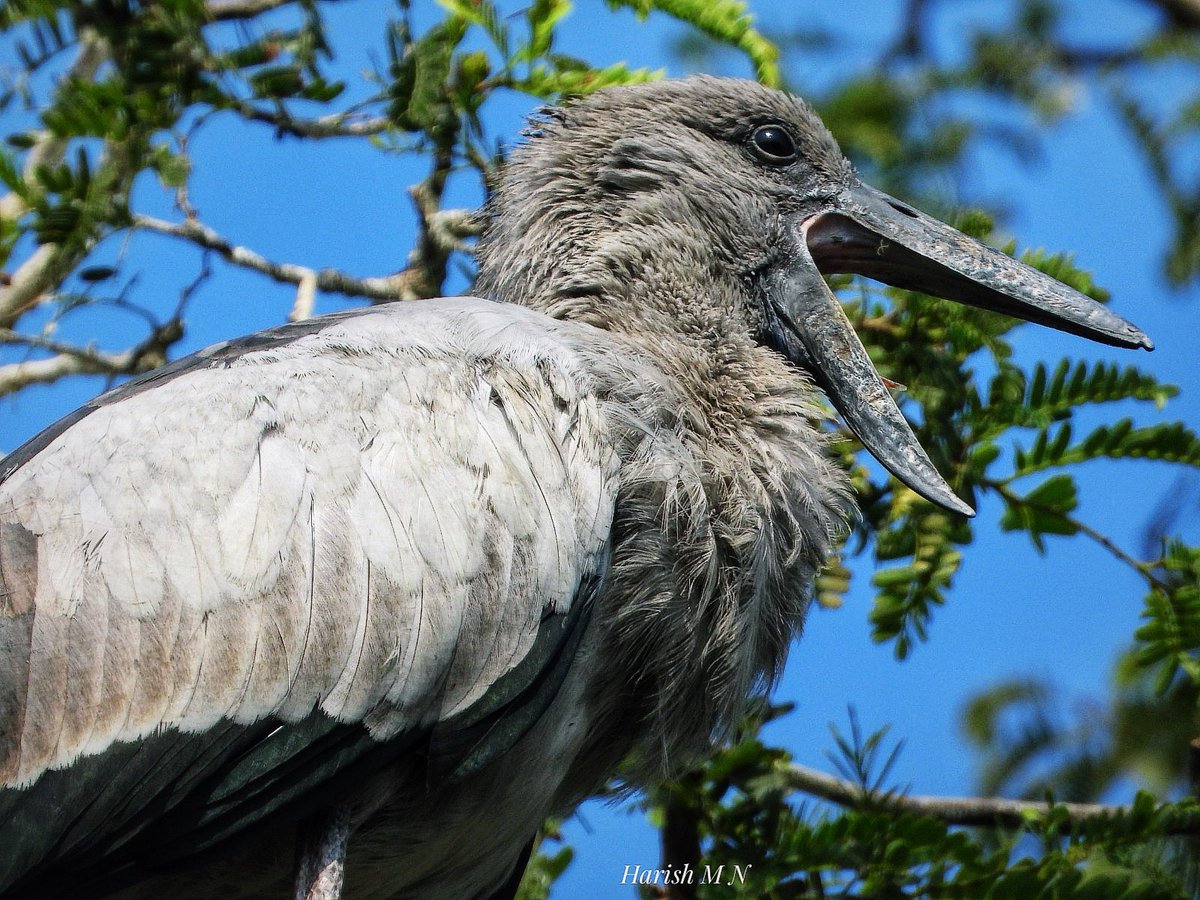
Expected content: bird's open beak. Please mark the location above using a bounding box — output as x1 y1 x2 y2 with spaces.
763 180 1153 518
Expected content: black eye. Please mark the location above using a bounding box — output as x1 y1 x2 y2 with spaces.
749 124 797 164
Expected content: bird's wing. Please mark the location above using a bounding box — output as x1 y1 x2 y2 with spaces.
0 297 619 893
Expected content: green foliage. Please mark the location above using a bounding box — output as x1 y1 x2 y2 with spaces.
841 237 1194 655
999 474 1079 551
962 661 1200 805
639 708 1200 898
610 0 779 86
1012 420 1200 478
515 826 574 900
1009 360 1177 432
869 509 967 657
1137 543 1200 693
1112 88 1200 287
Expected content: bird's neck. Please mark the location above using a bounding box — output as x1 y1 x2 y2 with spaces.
476 220 766 402
477 224 853 780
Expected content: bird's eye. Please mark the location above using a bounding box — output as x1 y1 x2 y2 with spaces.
749 124 797 164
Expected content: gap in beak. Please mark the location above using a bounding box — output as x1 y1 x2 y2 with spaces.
803 213 885 275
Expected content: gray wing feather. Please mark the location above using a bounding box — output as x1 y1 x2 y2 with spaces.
0 298 618 889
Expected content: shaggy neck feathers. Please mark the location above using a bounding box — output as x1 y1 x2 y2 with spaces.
473 96 854 777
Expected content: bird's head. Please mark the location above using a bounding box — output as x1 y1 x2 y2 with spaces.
475 76 1152 517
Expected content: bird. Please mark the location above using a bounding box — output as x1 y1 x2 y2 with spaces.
0 76 1152 900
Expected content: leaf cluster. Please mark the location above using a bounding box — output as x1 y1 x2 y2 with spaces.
631 709 1200 898
826 239 1199 661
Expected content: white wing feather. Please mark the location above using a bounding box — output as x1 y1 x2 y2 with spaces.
0 297 619 787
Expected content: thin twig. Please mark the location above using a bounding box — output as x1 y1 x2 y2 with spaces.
783 763 1200 835
990 482 1168 591
1052 45 1143 68
228 99 391 139
882 0 931 64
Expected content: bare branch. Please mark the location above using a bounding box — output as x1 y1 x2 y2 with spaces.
988 482 1168 591
290 270 317 322
0 320 184 396
0 245 82 328
205 0 296 22
1052 45 1143 68
134 212 478 303
228 99 391 139
394 114 479 300
882 0 931 64
783 763 1199 835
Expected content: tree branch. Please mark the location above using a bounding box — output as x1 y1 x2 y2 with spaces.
205 0 296 22
290 270 317 322
882 0 931 64
0 320 184 396
989 482 1169 591
0 246 77 329
0 30 145 329
783 763 1199 835
659 779 702 900
227 98 392 139
134 211 478 303
1051 45 1143 68
395 107 473 301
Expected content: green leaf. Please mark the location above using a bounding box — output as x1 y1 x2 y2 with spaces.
391 17 467 132
149 146 191 189
606 0 779 86
999 474 1079 552
249 65 305 99
524 0 572 62
0 149 29 199
298 78 345 102
438 0 510 58
518 61 660 99
1013 419 1200 477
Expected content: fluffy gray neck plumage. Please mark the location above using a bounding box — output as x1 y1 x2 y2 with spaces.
474 88 853 780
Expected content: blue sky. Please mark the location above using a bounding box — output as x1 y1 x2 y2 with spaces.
2 1 1198 897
